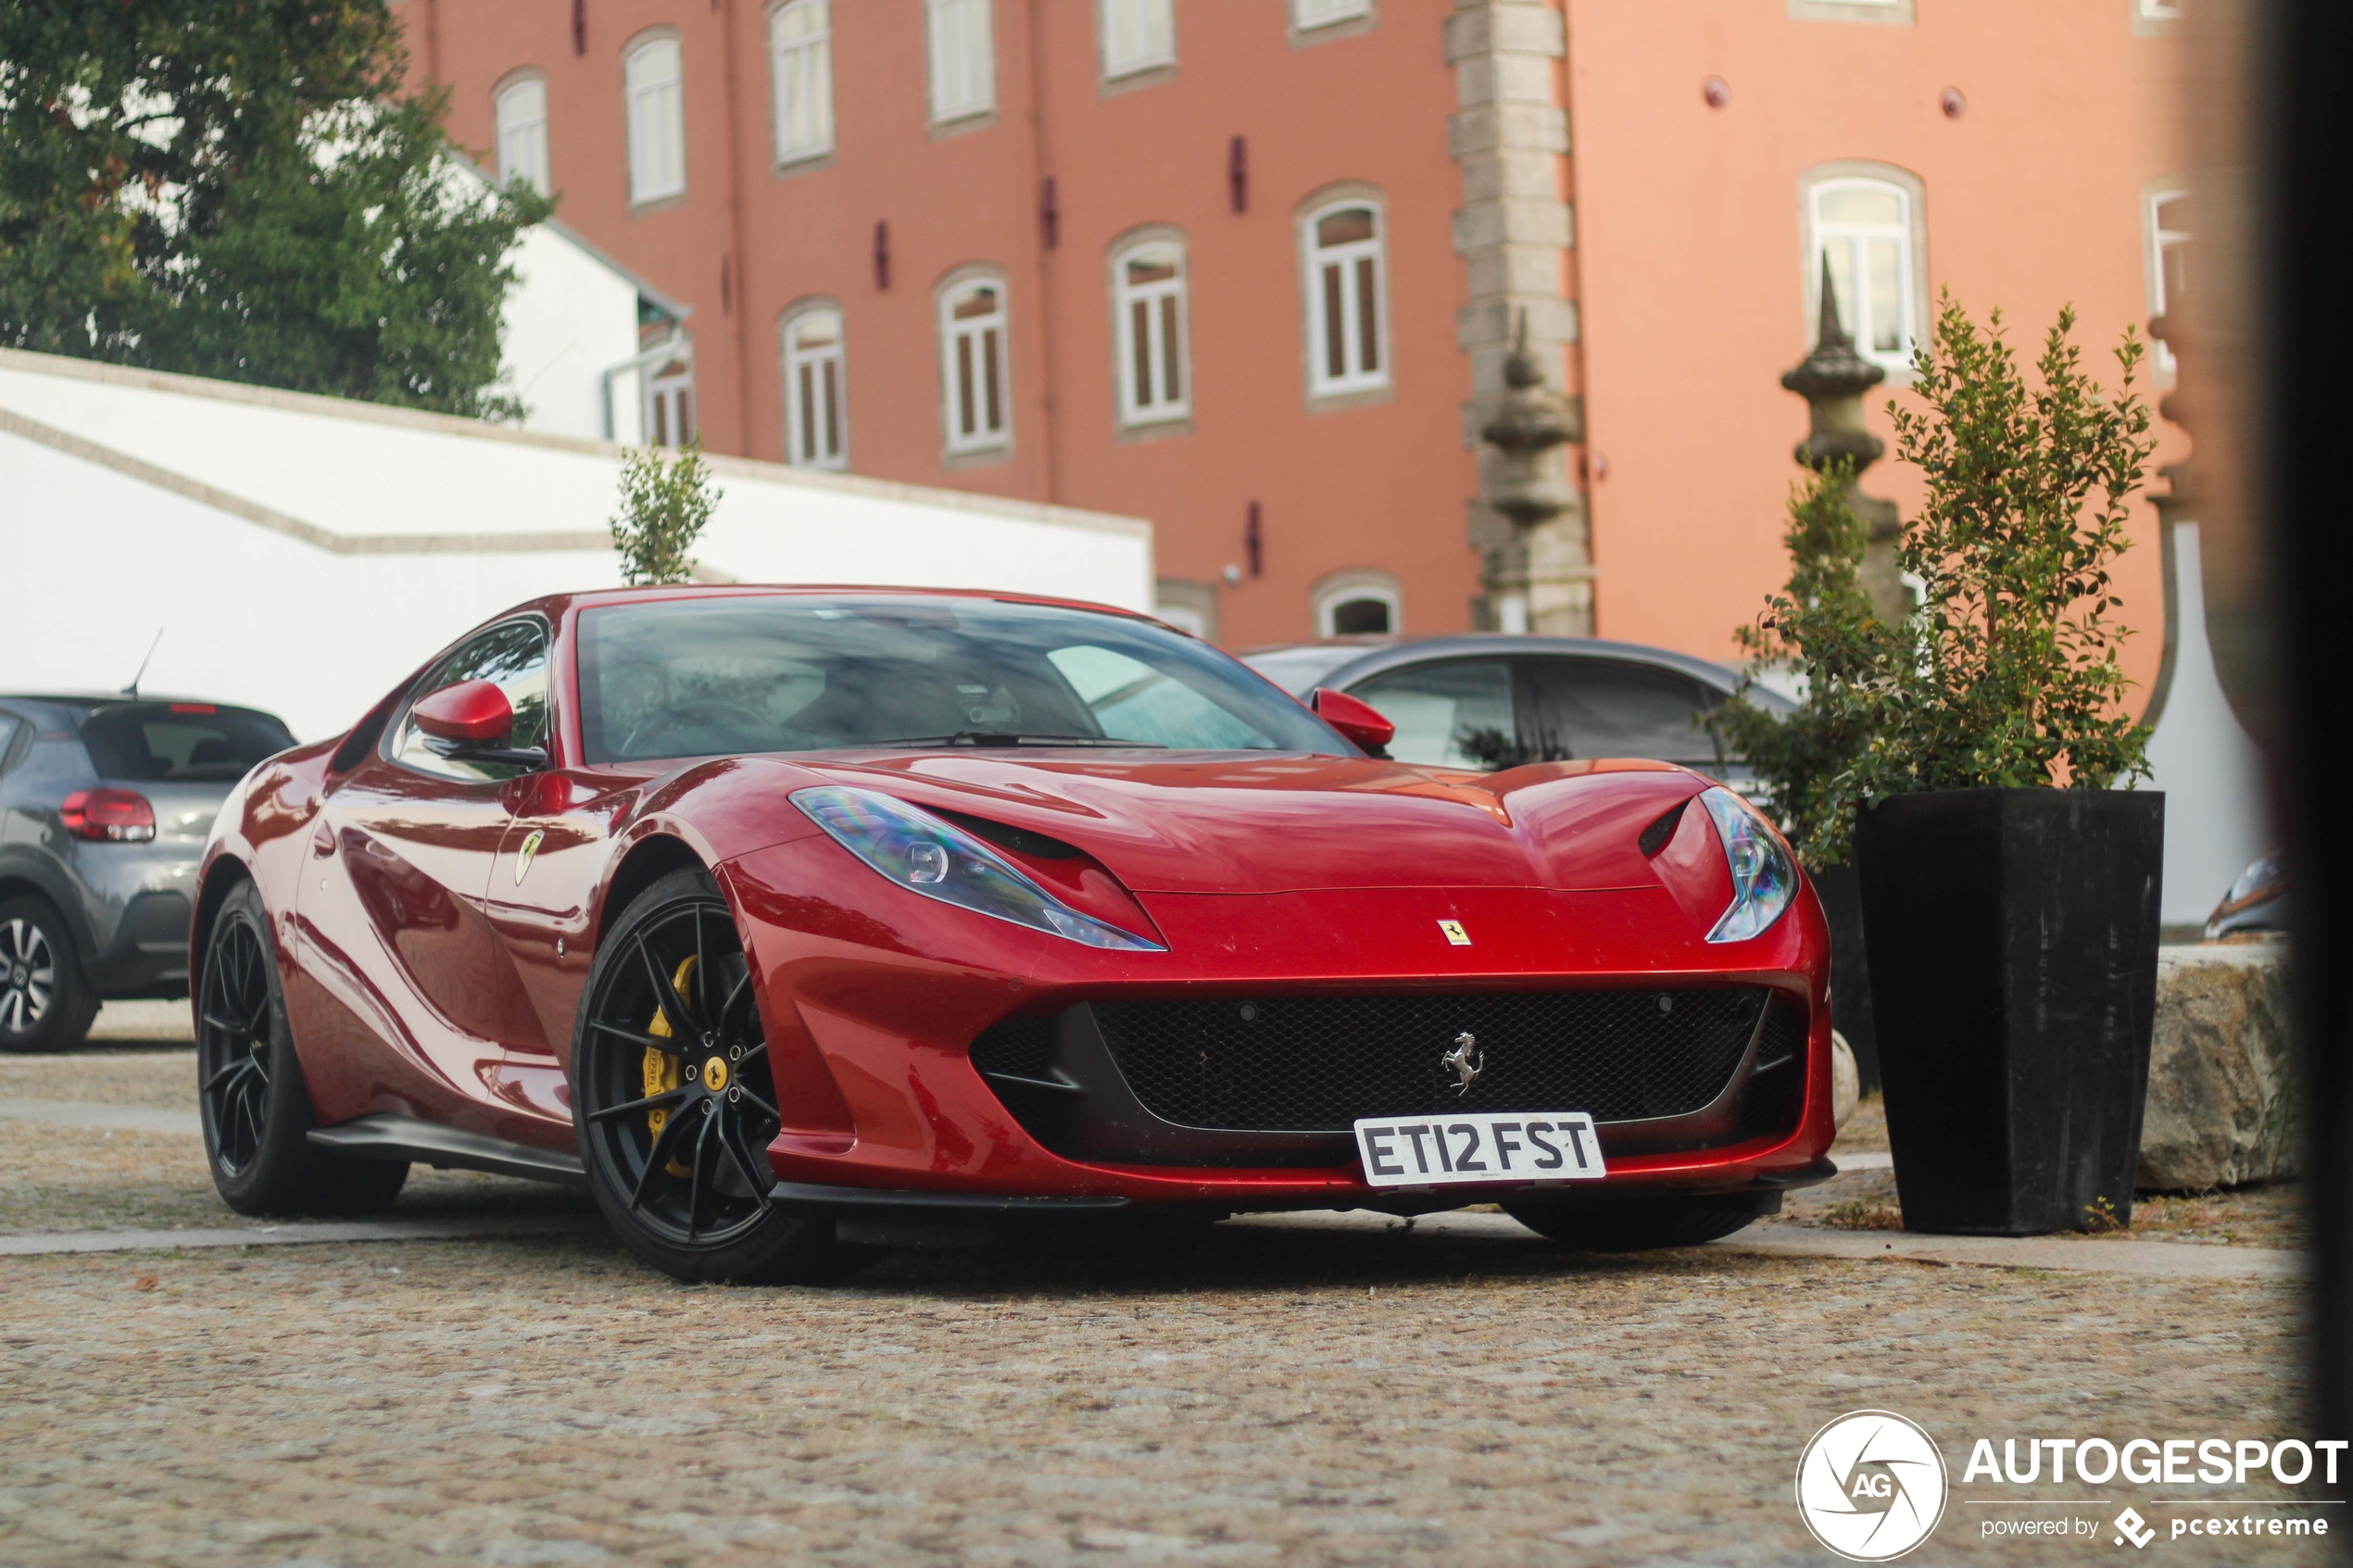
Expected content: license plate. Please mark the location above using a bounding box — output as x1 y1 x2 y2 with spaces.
1353 1111 1606 1189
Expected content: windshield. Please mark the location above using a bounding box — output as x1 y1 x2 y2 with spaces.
79 703 296 784
575 596 1347 763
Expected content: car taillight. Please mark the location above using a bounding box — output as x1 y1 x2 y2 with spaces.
60 789 157 843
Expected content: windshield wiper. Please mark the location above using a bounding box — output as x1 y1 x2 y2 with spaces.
872 732 1167 749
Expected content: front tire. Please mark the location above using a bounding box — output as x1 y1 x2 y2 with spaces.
572 867 856 1285
197 881 409 1216
1502 1196 1763 1252
0 894 98 1053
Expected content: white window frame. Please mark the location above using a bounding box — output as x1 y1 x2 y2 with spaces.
2138 0 2183 19
1804 171 1924 379
1302 195 1390 400
1101 0 1176 79
768 0 834 166
1293 0 1372 30
2145 183 2189 376
1111 236 1189 428
1313 571 1402 637
623 33 686 206
927 0 996 125
782 304 849 470
643 337 696 448
938 272 1012 457
494 74 551 197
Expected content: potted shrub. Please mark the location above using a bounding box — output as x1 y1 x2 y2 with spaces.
1853 297 2163 1236
1714 462 1903 1092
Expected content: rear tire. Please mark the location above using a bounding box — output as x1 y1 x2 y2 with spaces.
197 881 409 1216
572 866 862 1286
1502 1196 1763 1252
0 894 99 1053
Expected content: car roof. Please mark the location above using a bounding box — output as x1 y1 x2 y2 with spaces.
1239 634 1791 709
527 583 1176 629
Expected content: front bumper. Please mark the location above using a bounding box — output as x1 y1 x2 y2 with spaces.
722 838 1839 1214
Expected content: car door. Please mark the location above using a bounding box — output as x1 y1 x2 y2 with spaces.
292 620 557 1121
1342 658 1522 769
1522 657 1727 772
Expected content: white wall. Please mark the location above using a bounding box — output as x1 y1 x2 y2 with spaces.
497 220 646 443
0 352 1153 743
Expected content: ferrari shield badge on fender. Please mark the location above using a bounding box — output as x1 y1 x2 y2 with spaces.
513 829 546 885
1438 919 1471 946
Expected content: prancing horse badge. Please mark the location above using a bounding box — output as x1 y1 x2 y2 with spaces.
1437 920 1471 947
513 828 545 885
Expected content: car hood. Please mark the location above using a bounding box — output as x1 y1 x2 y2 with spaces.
797 752 1710 896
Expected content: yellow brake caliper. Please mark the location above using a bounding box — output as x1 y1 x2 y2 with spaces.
644 955 698 1177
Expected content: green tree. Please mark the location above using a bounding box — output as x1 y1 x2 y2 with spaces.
610 443 721 586
1714 460 1902 869
0 0 547 417
1856 295 2158 797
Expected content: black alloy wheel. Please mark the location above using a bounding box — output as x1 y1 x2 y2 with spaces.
572 866 855 1284
196 881 408 1216
0 895 97 1052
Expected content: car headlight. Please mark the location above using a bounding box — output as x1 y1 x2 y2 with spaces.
791 785 1164 951
1697 785 1797 943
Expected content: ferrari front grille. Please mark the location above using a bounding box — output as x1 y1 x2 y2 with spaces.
1089 986 1793 1133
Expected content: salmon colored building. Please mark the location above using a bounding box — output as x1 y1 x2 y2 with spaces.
400 0 2189 693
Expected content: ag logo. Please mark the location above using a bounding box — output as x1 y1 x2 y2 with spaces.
1794 1410 1947 1562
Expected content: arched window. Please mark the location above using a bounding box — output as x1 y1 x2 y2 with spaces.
1803 171 1923 376
927 0 995 124
1314 571 1401 637
938 273 1011 455
494 75 550 196
1302 197 1388 398
1101 0 1176 79
623 34 686 205
1112 235 1189 426
783 305 848 470
769 0 833 164
2145 181 2189 376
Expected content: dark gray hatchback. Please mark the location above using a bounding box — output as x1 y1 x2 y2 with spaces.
0 696 296 1050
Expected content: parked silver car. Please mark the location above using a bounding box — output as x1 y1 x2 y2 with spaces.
0 696 296 1049
1241 634 1793 786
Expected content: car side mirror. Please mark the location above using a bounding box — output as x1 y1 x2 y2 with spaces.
1311 687 1396 759
412 681 547 771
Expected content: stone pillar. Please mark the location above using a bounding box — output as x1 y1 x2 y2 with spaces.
1780 262 1905 623
1446 0 1589 634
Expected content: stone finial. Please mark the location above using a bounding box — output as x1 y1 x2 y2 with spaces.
1780 262 1906 622
1479 310 1576 526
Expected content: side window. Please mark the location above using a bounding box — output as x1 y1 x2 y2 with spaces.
1348 659 1516 770
388 621 552 782
1529 659 1720 767
0 712 22 775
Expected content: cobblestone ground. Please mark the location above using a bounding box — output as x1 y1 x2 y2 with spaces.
0 1051 2323 1566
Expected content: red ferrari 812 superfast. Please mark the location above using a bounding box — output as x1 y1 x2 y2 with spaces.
194 587 1834 1282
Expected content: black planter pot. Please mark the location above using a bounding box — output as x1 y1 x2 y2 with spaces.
1809 863 1881 1095
1856 788 2164 1236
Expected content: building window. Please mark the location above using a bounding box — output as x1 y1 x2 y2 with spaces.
624 34 686 205
1806 173 1922 377
2139 0 2183 19
2146 185 2189 375
1113 237 1189 427
939 275 1010 456
1314 571 1401 637
645 340 696 447
783 306 848 470
1786 0 1914 24
1302 198 1388 399
1101 0 1175 78
1293 0 1372 29
494 75 550 196
769 0 833 165
927 0 996 124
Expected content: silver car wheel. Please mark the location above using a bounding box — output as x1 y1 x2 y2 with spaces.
0 917 55 1032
